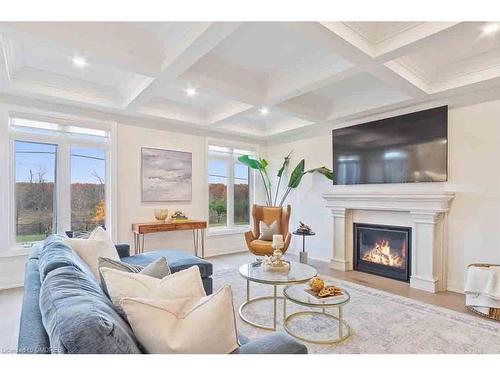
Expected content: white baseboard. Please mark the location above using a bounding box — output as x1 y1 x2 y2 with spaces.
205 248 247 258
0 283 23 291
446 286 464 294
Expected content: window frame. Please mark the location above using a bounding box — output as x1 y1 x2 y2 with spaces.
206 140 256 235
8 112 117 248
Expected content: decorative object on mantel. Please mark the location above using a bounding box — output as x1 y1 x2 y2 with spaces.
238 151 333 206
465 263 500 321
153 209 169 222
261 234 290 272
171 210 189 222
141 147 192 202
293 222 315 264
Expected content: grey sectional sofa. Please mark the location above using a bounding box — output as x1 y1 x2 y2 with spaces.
18 235 307 354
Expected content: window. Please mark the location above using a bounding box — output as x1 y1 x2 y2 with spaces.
70 147 106 232
208 145 253 230
14 141 57 243
10 116 112 245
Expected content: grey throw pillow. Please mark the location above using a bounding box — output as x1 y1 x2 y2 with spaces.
98 257 171 298
258 220 279 241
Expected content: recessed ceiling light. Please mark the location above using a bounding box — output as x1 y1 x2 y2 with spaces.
482 23 500 36
259 107 269 115
72 56 88 68
185 87 198 98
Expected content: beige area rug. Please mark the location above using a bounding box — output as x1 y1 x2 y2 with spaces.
213 268 500 354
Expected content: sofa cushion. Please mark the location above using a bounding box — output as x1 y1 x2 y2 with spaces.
39 265 141 354
121 249 213 278
18 258 51 354
38 235 92 282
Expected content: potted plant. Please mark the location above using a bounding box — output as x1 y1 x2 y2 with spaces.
238 151 333 207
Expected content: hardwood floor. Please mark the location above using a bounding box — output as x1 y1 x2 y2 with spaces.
0 287 23 353
209 251 469 315
0 250 471 353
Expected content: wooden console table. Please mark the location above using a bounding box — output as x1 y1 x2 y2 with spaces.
132 220 207 258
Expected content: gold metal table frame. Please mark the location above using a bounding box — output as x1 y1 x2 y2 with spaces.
283 286 351 344
238 263 317 331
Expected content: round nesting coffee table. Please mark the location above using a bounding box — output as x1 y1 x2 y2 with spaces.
238 261 317 331
283 284 351 344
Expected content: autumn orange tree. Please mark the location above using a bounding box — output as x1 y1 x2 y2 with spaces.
94 200 105 222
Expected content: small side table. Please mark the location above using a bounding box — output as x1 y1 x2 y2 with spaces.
283 284 351 344
292 230 315 264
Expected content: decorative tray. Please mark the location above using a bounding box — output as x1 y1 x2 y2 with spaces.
305 286 344 299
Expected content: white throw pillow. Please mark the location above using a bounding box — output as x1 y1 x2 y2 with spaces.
100 266 206 314
121 285 239 354
64 228 120 279
88 226 118 255
259 220 279 241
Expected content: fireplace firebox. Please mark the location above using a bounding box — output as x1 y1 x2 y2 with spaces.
353 223 411 282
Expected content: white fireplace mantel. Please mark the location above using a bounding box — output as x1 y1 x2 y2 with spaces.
323 191 455 293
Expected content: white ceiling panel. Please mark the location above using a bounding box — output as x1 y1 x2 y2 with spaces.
1 21 500 139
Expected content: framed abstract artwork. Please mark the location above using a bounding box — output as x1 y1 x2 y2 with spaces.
141 147 192 202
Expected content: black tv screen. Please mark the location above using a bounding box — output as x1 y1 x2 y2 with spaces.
332 106 448 185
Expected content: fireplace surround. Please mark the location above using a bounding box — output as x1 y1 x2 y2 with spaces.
353 223 411 282
323 191 455 293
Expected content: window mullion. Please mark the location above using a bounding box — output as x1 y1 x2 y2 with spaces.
57 139 71 234
227 154 235 228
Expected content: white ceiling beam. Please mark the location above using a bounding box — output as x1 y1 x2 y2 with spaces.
0 37 11 90
207 65 359 127
181 69 263 106
208 67 359 126
266 66 359 105
318 22 429 99
205 102 253 125
374 22 461 62
124 22 242 110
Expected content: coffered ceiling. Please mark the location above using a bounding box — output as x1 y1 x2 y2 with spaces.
1 21 500 140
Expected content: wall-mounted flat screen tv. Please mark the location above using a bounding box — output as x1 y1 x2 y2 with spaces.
332 106 448 185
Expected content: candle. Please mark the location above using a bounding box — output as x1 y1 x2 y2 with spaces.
272 234 284 249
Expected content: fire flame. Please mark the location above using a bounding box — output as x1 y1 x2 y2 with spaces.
361 239 404 269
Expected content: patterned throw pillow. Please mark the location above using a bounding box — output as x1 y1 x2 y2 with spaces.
258 220 280 241
98 257 171 299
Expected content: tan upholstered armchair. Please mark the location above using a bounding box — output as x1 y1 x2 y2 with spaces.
244 204 292 256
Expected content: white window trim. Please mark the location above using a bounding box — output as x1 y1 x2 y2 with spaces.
6 111 117 250
205 138 257 235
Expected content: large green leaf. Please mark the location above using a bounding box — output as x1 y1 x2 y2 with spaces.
237 155 262 170
277 151 292 177
305 166 334 181
288 159 305 188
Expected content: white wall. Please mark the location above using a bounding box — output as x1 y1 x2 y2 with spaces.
266 99 500 292
0 100 263 289
116 123 259 257
2 97 500 291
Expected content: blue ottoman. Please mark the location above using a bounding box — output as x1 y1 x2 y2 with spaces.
120 249 213 295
